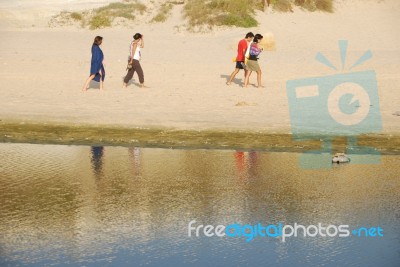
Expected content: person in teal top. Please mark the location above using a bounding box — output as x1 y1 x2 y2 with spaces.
82 36 105 91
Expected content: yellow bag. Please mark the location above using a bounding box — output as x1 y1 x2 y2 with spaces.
244 41 251 66
232 57 237 62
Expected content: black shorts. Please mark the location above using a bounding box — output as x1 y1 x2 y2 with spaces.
236 61 245 69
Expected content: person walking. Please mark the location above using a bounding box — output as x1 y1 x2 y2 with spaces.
244 34 264 88
123 33 145 88
82 36 105 91
226 32 254 86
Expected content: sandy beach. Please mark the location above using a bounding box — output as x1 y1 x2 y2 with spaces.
0 0 399 147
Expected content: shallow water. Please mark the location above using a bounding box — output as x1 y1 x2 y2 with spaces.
0 143 399 267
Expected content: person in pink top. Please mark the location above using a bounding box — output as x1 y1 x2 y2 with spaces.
244 34 264 88
226 32 254 86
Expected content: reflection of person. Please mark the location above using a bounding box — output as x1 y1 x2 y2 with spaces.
244 34 264 88
82 36 105 91
91 146 104 176
123 33 145 88
226 32 254 85
128 147 141 177
234 151 248 181
248 151 258 177
234 151 246 173
234 151 259 180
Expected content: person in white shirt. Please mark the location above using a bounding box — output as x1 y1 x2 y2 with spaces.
123 33 145 88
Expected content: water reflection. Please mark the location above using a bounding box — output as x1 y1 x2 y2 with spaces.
91 146 104 177
129 147 142 177
0 143 399 267
234 151 259 180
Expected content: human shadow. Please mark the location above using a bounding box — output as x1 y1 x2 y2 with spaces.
220 74 242 86
120 77 149 88
121 76 135 86
87 80 102 90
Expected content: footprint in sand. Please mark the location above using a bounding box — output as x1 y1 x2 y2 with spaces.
235 101 258 106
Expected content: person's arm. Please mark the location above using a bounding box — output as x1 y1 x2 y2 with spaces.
256 43 262 51
244 42 251 59
140 35 144 48
100 48 105 66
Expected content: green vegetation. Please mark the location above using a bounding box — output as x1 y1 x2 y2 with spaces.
151 3 173 23
184 0 333 29
88 1 146 29
95 1 146 18
89 14 112 30
51 0 334 30
51 0 147 30
272 0 293 12
70 12 82 21
314 0 334 12
2 121 400 153
184 0 260 28
275 0 334 13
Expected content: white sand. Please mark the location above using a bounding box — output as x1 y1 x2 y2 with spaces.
0 0 399 134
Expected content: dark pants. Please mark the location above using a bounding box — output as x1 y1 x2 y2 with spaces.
124 59 144 84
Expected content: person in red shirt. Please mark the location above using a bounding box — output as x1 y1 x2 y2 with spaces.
226 32 254 86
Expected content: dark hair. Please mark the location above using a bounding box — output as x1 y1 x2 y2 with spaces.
93 36 103 46
253 34 263 43
245 32 254 39
133 33 142 40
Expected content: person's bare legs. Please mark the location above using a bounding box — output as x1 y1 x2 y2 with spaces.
244 69 252 85
82 74 95 91
227 68 240 85
99 71 104 90
256 70 263 88
244 70 253 87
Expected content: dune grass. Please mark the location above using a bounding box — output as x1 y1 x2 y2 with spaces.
52 0 334 30
314 0 334 12
50 0 147 29
184 0 261 28
272 0 293 12
184 0 333 29
70 12 83 21
89 1 146 29
151 3 173 23
276 0 334 12
89 14 112 30
95 2 146 18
